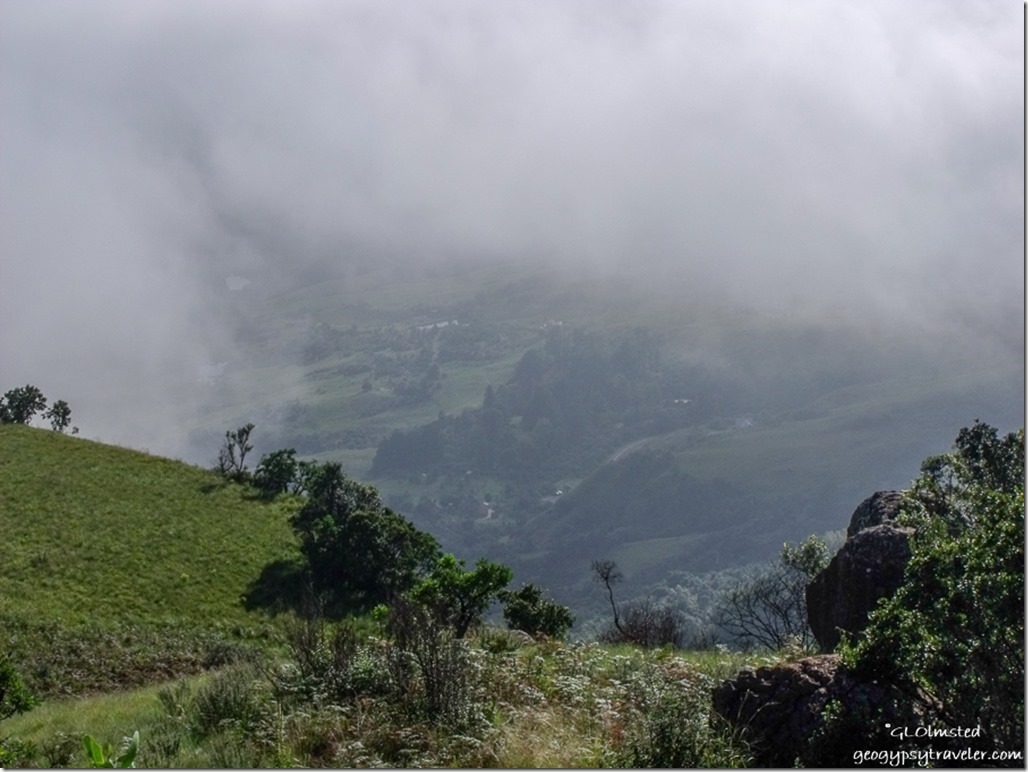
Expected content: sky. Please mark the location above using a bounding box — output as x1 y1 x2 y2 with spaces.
1 0 1023 458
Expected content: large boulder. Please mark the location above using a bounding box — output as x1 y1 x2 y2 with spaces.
715 653 941 764
806 523 913 651
712 654 930 767
713 655 841 766
845 489 903 537
805 491 910 652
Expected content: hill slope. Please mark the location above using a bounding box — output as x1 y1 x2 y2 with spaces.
0 425 297 628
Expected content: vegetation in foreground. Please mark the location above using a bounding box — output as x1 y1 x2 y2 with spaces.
3 623 770 768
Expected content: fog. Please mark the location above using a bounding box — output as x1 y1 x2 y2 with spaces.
1 0 1022 459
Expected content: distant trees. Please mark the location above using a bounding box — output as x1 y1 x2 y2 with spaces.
225 423 549 636
714 535 829 650
0 385 76 433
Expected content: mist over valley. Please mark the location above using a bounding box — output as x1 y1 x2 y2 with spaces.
2 1 1022 622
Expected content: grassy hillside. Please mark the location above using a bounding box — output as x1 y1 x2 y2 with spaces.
0 425 297 628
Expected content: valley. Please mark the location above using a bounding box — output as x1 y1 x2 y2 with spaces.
179 261 1024 626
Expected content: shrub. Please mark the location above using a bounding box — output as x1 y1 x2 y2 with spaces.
386 598 483 729
610 658 749 768
844 423 1025 756
188 666 264 740
500 583 575 640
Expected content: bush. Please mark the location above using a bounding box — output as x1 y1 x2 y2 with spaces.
386 598 483 730
252 449 298 499
0 654 36 721
610 658 749 768
598 599 689 649
189 666 264 739
500 583 575 640
845 423 1025 756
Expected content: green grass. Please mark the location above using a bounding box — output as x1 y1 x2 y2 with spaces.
2 678 177 749
0 425 298 628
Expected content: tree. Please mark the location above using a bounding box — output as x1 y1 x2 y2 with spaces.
253 448 298 498
411 554 513 638
216 422 255 482
500 583 575 640
290 462 441 613
845 422 1024 753
592 559 626 638
592 559 686 648
44 399 72 433
714 535 829 650
0 385 47 425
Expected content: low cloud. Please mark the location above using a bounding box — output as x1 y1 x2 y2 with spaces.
1 0 1021 457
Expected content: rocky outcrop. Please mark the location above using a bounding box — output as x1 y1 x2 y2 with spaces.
845 489 903 537
712 654 927 767
806 491 912 651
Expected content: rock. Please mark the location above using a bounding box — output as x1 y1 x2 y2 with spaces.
712 654 926 767
846 489 903 537
806 523 912 651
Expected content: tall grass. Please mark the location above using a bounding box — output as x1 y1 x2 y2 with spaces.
2 629 767 768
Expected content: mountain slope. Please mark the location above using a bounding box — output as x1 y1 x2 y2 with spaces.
0 425 298 627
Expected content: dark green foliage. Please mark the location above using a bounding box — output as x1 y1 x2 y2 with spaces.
0 654 36 721
371 326 689 481
44 399 73 432
845 422 1025 756
0 384 47 424
714 535 828 650
500 583 575 640
0 384 73 431
410 554 513 638
290 462 441 613
188 666 263 740
252 448 298 498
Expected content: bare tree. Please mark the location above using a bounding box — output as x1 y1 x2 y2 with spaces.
592 559 625 638
592 559 686 648
217 422 255 482
714 536 829 650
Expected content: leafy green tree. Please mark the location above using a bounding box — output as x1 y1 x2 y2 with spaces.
291 462 441 613
44 399 72 433
253 448 298 498
845 422 1025 753
500 583 575 639
411 554 513 638
0 385 47 425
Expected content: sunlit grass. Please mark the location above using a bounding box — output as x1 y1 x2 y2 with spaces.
0 425 297 628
